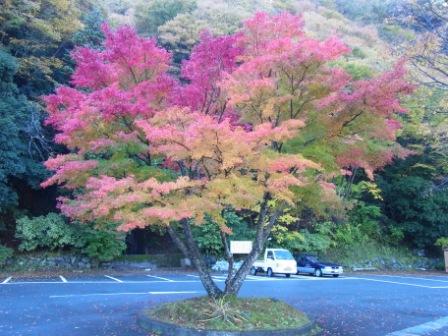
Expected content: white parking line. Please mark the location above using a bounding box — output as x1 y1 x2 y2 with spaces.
59 276 67 283
0 276 365 285
355 277 448 289
150 291 200 295
2 275 447 287
49 290 201 298
2 277 12 284
385 315 448 336
246 275 288 281
291 275 323 280
146 275 173 282
104 275 123 283
368 274 448 283
4 280 200 285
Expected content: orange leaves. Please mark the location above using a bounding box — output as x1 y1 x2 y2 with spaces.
267 154 321 173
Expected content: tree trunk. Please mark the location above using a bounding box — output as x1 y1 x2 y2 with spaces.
167 194 283 299
167 221 223 298
224 204 282 295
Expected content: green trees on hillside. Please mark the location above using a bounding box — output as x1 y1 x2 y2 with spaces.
0 50 46 218
0 0 104 247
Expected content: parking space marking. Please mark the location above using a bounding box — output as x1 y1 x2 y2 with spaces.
3 280 203 285
246 275 267 281
149 291 201 295
104 275 123 283
385 315 448 336
2 274 445 287
186 274 199 278
356 277 448 289
2 277 12 284
368 274 448 283
291 275 323 280
146 275 173 282
49 290 201 298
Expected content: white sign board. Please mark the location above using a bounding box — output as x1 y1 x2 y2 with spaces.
230 241 253 254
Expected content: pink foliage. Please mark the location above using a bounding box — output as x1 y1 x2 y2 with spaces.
174 32 242 116
45 25 174 150
72 24 171 90
41 159 98 188
318 61 414 118
268 156 320 173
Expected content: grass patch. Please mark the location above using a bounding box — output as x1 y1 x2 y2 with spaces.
147 296 310 331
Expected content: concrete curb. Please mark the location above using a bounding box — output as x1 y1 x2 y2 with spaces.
138 311 321 336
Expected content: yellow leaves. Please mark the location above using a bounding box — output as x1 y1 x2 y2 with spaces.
357 181 383 201
278 213 298 225
205 174 265 210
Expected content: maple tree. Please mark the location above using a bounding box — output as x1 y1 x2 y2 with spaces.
42 12 412 298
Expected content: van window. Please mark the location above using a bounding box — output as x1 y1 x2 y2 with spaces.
275 250 294 260
267 251 274 260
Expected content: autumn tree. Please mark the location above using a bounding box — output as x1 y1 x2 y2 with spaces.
42 13 412 298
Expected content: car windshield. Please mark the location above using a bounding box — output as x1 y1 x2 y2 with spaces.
275 250 294 260
306 256 319 263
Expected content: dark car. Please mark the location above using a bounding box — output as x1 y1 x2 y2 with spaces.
295 254 343 277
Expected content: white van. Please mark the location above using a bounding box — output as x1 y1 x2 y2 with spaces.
251 248 297 277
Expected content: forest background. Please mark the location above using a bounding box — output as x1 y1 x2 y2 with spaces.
0 0 447 271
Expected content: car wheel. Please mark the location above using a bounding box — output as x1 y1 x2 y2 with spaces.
314 268 322 277
332 274 339 278
285 274 291 278
267 268 274 277
250 267 257 276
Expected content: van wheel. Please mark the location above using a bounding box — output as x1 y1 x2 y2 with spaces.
267 268 274 277
314 268 322 277
250 267 257 276
285 274 291 278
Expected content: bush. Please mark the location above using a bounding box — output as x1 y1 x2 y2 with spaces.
324 240 423 270
0 245 13 267
75 227 126 262
270 225 332 254
15 213 126 262
15 213 77 252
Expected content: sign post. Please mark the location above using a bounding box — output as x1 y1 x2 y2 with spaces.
445 248 448 273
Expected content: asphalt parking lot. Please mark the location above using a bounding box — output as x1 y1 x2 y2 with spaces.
1 272 447 336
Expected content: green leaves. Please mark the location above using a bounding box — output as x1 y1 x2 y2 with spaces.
379 175 448 250
15 213 126 261
0 50 46 212
75 227 126 262
192 211 255 257
15 213 76 252
0 245 13 268
435 237 448 250
135 0 197 36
